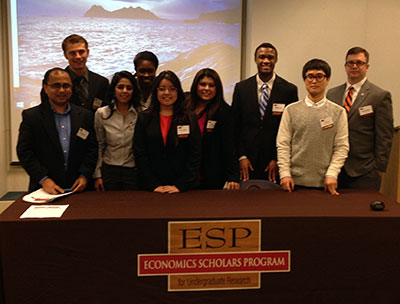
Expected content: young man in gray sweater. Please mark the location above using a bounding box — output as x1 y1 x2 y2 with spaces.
277 59 349 195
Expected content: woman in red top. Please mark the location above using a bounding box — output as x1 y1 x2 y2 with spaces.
186 68 240 190
134 71 201 193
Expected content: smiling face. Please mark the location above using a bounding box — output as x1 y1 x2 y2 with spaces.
157 78 178 110
43 70 72 108
115 78 133 105
196 76 216 103
64 42 89 75
255 47 277 81
345 52 369 84
304 69 329 100
136 60 157 90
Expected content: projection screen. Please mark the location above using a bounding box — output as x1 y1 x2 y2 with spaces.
8 0 242 163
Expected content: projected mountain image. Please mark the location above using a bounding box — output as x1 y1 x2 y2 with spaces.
13 0 241 110
83 5 161 20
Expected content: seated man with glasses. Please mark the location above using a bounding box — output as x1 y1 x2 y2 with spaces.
17 68 98 194
327 47 393 190
277 59 349 195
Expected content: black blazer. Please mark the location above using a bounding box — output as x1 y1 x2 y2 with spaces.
232 74 298 177
66 67 109 113
17 101 98 191
134 111 201 192
200 103 239 189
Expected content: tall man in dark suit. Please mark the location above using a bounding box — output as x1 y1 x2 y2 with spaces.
62 34 109 113
17 68 98 194
232 42 298 182
327 47 393 190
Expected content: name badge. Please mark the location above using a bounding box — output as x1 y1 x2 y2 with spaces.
320 116 334 130
272 103 285 115
359 105 374 117
92 98 103 110
206 120 217 132
77 128 89 140
177 125 190 138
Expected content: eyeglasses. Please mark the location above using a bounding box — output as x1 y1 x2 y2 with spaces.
157 87 177 93
46 83 72 90
305 74 327 82
345 61 367 67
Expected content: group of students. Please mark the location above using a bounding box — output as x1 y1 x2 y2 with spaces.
95 67 239 193
16 34 394 195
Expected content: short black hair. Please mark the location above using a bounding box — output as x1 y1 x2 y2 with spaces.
346 46 369 63
302 58 331 79
254 42 278 59
41 67 70 104
42 67 69 86
133 51 159 71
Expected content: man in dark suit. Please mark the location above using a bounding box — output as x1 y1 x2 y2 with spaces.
62 34 109 113
327 47 393 190
232 42 298 182
17 68 98 194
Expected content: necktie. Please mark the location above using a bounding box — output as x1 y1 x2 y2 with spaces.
259 84 269 119
344 86 353 113
74 77 89 108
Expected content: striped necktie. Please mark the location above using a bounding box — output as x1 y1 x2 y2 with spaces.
344 86 354 113
259 83 269 119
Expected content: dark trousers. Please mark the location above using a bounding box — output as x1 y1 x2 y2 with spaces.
101 163 139 191
338 168 381 191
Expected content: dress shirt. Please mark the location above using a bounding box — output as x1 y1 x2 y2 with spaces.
256 73 276 101
39 103 71 185
52 103 71 171
304 95 327 108
344 77 367 105
94 104 138 178
137 83 152 112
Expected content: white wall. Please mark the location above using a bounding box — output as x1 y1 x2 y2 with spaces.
245 0 400 125
1 0 29 193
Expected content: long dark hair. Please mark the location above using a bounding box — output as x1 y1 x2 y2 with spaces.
186 68 225 119
147 70 186 120
103 71 141 119
147 70 193 145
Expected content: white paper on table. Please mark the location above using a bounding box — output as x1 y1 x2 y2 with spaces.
23 188 73 203
20 205 69 219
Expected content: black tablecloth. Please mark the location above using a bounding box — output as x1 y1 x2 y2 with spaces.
1 189 399 303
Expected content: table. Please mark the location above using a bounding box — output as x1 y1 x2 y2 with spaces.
1 189 400 303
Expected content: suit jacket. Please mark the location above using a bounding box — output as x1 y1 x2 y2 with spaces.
232 74 298 177
66 67 109 113
200 103 240 189
17 100 98 191
133 111 201 192
327 80 393 176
